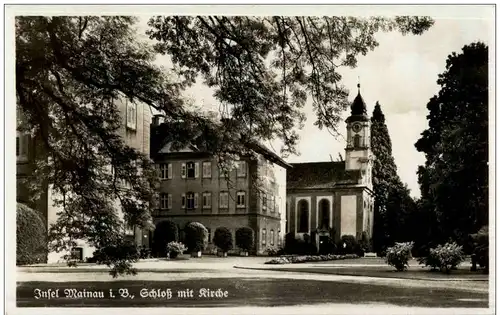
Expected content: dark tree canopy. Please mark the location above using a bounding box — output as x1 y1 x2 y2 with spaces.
370 102 415 252
415 42 488 245
16 15 433 276
147 16 433 155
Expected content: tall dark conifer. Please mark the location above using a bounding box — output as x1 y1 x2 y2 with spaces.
370 102 397 252
371 102 416 252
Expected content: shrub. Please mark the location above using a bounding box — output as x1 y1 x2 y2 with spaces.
91 240 140 264
166 241 186 259
338 235 358 255
266 246 279 256
385 242 414 271
471 226 488 271
184 222 208 253
153 220 179 257
17 203 48 265
235 227 254 252
265 254 360 265
418 242 465 273
213 227 233 253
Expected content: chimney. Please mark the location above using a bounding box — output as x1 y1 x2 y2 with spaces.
152 114 165 126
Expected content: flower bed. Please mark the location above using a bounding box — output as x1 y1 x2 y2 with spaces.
265 254 359 264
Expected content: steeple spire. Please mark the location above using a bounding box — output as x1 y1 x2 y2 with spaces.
350 82 367 117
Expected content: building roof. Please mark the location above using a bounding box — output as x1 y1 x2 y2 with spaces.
150 123 291 169
287 161 361 190
244 140 292 169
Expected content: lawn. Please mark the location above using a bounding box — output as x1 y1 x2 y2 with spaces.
17 277 488 308
263 266 488 281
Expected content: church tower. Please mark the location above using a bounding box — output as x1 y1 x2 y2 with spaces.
345 84 372 177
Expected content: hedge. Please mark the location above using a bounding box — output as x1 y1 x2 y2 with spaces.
16 203 48 265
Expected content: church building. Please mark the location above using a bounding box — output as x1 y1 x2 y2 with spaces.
286 84 375 252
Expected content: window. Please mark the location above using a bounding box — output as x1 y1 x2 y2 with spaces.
236 191 246 208
160 193 172 210
262 193 267 211
187 162 195 178
182 192 198 210
16 132 29 161
319 199 330 229
182 162 199 179
219 191 229 209
125 224 134 236
278 230 281 246
297 199 309 233
270 230 275 246
353 134 361 148
219 167 228 178
159 163 172 179
126 100 137 130
270 196 276 213
202 192 212 209
71 247 83 261
261 229 267 246
236 161 247 177
202 161 212 178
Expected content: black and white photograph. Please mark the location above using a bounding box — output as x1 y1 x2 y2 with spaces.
5 3 495 315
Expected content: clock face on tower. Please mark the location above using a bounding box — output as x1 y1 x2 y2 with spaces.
352 123 361 133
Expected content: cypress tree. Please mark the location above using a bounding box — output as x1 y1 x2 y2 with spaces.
371 102 414 252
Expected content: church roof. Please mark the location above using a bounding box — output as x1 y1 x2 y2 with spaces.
287 161 361 190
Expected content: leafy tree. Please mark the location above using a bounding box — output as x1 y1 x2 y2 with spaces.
235 227 254 252
213 227 233 253
152 220 178 257
147 16 433 155
17 15 433 276
415 42 488 247
184 222 208 253
16 16 166 276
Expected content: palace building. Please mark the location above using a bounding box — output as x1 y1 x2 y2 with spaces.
16 97 152 263
149 117 290 255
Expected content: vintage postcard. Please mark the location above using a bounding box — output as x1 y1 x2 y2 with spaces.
5 3 495 315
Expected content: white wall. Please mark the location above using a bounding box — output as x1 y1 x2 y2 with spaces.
46 185 96 263
340 195 357 237
271 162 287 242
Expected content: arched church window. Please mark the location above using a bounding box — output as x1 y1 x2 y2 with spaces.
353 134 361 148
318 199 330 229
297 200 309 233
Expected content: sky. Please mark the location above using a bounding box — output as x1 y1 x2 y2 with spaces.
136 10 493 198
